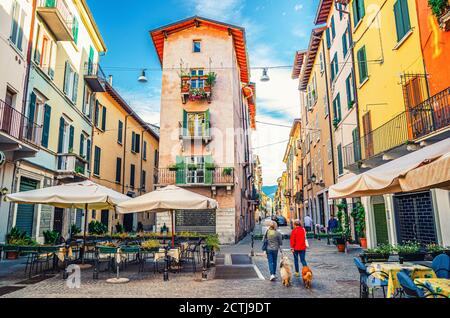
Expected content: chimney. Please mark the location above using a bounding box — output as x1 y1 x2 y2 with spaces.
108 75 113 86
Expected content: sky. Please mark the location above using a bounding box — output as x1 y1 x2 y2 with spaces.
87 0 320 186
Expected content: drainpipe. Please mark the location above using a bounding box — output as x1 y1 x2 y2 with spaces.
122 115 130 194
21 0 37 115
140 128 145 196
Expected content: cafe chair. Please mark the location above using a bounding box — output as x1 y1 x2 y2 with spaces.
353 257 388 298
397 271 447 298
432 254 450 279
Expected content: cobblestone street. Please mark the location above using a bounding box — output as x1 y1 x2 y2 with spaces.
0 230 361 298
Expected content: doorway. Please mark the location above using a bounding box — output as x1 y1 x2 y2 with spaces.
15 177 38 236
373 201 389 245
53 208 64 235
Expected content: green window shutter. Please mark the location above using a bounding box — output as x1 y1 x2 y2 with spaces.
79 134 84 156
72 73 78 103
81 85 86 114
358 0 365 19
94 101 99 127
337 94 342 121
143 141 147 160
204 109 210 137
88 46 94 74
182 110 187 136
204 155 213 184
115 157 122 183
118 120 123 143
10 1 18 44
346 76 352 108
135 134 140 153
101 107 106 131
86 139 91 168
342 31 348 57
131 132 136 152
358 46 368 83
175 156 185 184
41 104 51 148
94 146 101 175
353 0 359 26
130 164 135 188
400 0 411 36
27 92 36 140
46 0 56 7
57 117 64 153
331 16 336 39
337 144 343 175
325 28 331 49
72 17 79 44
17 9 25 51
394 1 403 41
68 125 74 151
63 61 70 95
352 128 361 161
142 170 146 189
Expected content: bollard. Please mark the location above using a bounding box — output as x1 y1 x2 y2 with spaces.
163 246 169 281
250 232 255 257
201 244 207 280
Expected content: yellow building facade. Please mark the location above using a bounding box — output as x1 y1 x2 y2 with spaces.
89 81 159 233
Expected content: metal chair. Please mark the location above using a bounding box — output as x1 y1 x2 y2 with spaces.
119 245 140 270
138 248 158 274
397 271 448 298
431 254 450 279
353 257 389 298
20 246 39 277
31 246 59 276
93 246 118 280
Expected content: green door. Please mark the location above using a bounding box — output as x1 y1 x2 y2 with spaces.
16 177 38 236
373 203 389 245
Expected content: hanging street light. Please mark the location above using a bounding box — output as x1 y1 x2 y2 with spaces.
260 68 270 82
138 69 148 83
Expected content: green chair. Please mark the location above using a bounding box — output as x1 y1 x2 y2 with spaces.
93 246 118 279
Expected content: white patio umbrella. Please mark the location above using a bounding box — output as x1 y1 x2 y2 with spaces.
5 180 130 262
116 185 218 247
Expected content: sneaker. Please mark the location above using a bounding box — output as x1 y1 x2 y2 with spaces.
269 275 276 281
295 272 300 278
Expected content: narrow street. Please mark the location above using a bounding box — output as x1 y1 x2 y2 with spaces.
0 229 360 298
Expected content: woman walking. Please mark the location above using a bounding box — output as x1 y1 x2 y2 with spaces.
264 221 283 281
290 219 308 277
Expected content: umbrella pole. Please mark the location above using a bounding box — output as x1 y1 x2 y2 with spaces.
82 203 88 264
171 210 175 248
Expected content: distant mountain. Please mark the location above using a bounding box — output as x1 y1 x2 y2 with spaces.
262 185 277 199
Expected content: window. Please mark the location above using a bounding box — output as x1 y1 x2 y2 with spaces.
183 111 209 137
154 150 159 167
394 0 411 42
94 101 100 127
93 146 101 176
101 107 107 131
337 144 343 175
118 120 123 144
33 25 56 79
352 128 361 162
143 141 147 160
330 16 336 40
331 53 338 82
83 86 94 118
130 164 135 188
357 46 368 84
10 1 25 51
333 93 342 124
63 61 79 103
115 157 122 183
5 88 16 107
79 133 87 157
323 94 329 117
190 69 205 89
141 170 146 190
342 29 348 58
346 73 354 108
193 40 201 53
72 17 79 45
353 0 365 27
131 132 140 153
86 139 91 170
327 139 333 163
41 104 51 148
319 52 324 74
325 28 331 49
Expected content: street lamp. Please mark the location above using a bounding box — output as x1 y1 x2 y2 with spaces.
260 68 270 82
138 69 148 83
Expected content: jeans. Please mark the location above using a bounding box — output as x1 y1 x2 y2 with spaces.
292 250 307 273
266 250 278 276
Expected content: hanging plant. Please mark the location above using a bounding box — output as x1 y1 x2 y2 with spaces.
351 202 366 239
428 0 449 17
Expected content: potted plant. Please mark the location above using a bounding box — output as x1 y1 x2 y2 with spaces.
88 220 108 235
187 163 198 171
222 167 233 176
70 224 81 236
180 71 191 81
204 72 217 92
426 243 447 259
360 244 393 263
429 0 450 30
351 202 367 249
141 239 160 252
43 230 60 245
205 162 216 171
205 234 220 267
395 241 426 262
115 222 125 234
334 203 350 252
169 163 182 171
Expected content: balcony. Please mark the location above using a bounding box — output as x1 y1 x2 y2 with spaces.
56 153 89 180
154 166 234 187
180 73 216 104
407 87 450 140
84 63 106 92
0 99 41 160
178 122 212 143
37 0 74 42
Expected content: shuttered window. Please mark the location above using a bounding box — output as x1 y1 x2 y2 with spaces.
325 28 331 49
80 134 85 157
141 170 146 190
115 157 122 183
330 16 336 40
101 107 107 131
86 139 91 170
130 164 135 188
63 61 78 102
342 29 348 57
94 101 100 127
143 141 147 160
357 46 368 83
331 53 338 82
72 17 79 44
394 0 411 42
118 120 123 144
333 94 342 123
353 0 365 27
41 104 51 148
337 144 343 175
10 1 25 51
94 146 101 176
346 73 354 109
68 125 74 151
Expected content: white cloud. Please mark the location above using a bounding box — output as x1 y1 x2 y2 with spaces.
192 0 243 20
294 4 304 11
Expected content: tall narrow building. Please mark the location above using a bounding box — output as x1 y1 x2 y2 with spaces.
150 16 256 243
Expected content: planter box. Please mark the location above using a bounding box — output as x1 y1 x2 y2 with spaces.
6 251 19 260
360 253 390 264
398 252 426 262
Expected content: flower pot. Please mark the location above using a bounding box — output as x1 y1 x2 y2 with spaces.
359 238 367 249
181 76 190 81
398 252 426 262
6 251 19 260
204 86 211 93
360 253 390 263
337 244 346 253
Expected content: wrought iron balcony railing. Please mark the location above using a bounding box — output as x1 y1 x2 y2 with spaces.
57 153 88 178
0 99 42 147
155 166 234 186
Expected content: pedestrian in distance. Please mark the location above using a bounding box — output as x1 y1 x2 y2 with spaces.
262 220 283 281
327 214 339 233
290 219 308 277
304 214 313 232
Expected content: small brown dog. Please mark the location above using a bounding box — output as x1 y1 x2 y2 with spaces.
280 255 292 287
302 266 313 289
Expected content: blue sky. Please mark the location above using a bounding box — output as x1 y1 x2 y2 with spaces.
87 0 320 185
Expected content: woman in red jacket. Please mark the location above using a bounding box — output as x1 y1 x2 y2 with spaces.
290 219 308 277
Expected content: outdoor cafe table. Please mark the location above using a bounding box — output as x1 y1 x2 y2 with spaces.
367 262 436 298
415 278 450 297
154 248 181 262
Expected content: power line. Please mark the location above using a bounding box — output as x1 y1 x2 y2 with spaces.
256 121 292 128
252 140 290 149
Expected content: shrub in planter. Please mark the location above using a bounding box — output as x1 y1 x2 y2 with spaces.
351 202 367 248
43 230 60 245
70 224 81 236
205 234 220 252
115 222 125 234
395 241 426 261
205 163 216 171
88 221 108 235
429 0 449 17
222 167 233 176
141 240 160 251
360 244 393 263
426 243 448 258
187 164 198 171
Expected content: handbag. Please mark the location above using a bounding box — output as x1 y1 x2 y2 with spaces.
261 230 268 252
